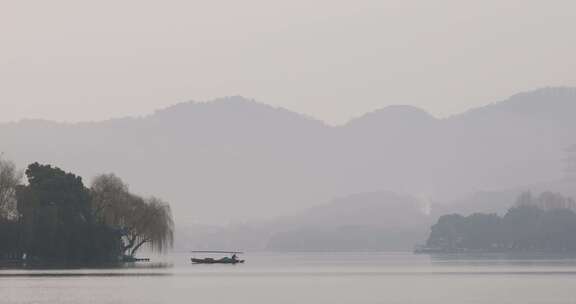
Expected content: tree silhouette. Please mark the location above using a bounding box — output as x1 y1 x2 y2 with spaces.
425 192 576 253
91 174 174 257
0 157 22 220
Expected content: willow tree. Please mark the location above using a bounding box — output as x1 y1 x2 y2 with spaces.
91 174 174 256
0 157 22 220
0 157 22 258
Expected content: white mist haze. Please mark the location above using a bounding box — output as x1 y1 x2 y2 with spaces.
5 2 576 304
1 88 575 228
2 0 576 124
2 0 576 251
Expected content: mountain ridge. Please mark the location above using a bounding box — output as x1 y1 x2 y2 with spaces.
3 87 574 128
0 87 574 224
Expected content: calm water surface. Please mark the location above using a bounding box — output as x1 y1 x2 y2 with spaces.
2 252 576 303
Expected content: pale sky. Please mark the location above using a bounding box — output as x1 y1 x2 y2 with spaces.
1 0 575 125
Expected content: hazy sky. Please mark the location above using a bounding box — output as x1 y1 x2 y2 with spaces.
1 0 575 125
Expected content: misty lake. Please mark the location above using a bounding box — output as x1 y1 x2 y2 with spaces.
2 252 576 304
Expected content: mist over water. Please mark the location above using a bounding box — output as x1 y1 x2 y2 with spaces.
1 88 576 303
2 1 576 302
3 253 576 303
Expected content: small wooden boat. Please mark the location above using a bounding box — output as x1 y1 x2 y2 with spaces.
191 257 245 264
190 251 245 264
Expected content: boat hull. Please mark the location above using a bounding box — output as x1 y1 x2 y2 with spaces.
191 258 244 264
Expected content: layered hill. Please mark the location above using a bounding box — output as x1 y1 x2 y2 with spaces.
1 88 575 227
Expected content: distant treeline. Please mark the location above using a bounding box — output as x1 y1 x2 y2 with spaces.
0 158 173 264
424 192 576 253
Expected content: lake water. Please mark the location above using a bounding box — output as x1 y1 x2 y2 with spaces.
2 252 576 303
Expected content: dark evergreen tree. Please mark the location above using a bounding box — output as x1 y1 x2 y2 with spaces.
16 163 122 263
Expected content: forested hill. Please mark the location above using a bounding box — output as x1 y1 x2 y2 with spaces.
1 87 575 224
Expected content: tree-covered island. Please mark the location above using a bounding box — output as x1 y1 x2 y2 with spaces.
421 192 576 254
0 158 173 265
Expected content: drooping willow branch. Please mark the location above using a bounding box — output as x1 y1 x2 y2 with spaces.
91 174 174 256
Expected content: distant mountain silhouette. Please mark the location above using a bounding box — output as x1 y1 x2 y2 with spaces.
265 191 431 251
1 88 575 229
182 178 576 252
179 191 432 251
345 105 436 130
